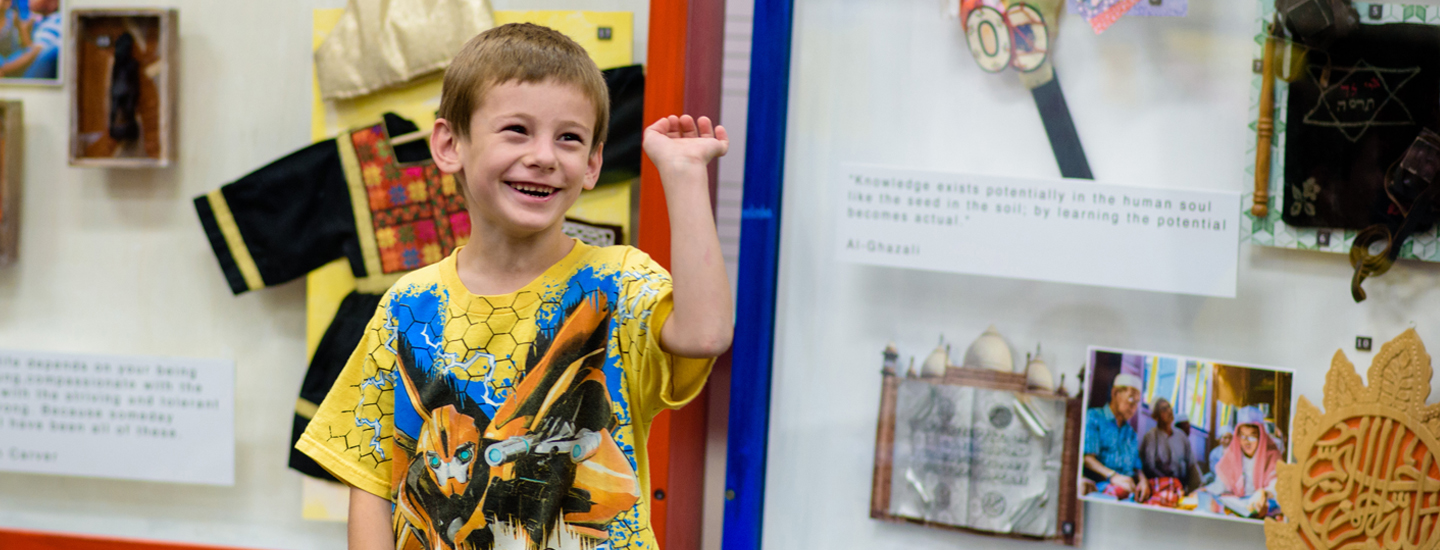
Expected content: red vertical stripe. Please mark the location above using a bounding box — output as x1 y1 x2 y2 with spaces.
665 0 727 547
0 528 262 550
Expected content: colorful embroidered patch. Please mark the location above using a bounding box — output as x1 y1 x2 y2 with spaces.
1089 0 1141 32
351 125 469 274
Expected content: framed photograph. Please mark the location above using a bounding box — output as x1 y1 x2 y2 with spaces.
0 0 63 85
67 8 175 167
1079 347 1294 523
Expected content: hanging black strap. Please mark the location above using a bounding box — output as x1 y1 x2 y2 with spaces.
1031 74 1094 180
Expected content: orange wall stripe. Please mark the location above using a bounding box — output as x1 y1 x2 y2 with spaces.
643 0 691 546
640 0 687 271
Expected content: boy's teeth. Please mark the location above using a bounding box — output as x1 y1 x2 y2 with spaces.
510 183 554 196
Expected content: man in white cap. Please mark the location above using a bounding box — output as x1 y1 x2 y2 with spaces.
1139 398 1198 492
1083 372 1149 502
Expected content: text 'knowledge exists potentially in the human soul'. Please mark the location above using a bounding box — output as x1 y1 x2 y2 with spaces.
837 164 1241 297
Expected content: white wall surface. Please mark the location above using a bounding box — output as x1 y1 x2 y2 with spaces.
0 0 647 548
763 1 1440 550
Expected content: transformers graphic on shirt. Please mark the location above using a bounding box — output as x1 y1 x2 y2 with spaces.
297 243 710 550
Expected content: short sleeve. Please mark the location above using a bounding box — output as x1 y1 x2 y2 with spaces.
615 248 716 421
295 295 397 499
193 139 361 295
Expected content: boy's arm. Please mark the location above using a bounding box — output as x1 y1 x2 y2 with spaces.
643 115 734 358
348 486 395 550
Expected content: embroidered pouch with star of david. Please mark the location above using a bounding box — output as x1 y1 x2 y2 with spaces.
1282 23 1440 230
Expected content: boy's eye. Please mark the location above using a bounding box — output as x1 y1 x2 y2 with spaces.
560 132 584 143
503 125 527 135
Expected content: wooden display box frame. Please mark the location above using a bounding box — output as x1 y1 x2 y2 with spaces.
67 9 177 168
870 366 1085 546
0 100 22 267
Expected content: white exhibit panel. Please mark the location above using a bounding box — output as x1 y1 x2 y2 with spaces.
836 164 1240 297
0 348 235 486
763 2 1440 550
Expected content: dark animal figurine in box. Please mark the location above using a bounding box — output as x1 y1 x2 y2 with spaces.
108 32 140 142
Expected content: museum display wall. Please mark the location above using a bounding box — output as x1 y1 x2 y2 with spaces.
761 0 1440 549
0 0 656 548
6 0 1440 548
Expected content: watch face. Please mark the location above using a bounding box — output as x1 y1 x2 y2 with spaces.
1005 3 1049 72
965 5 1011 73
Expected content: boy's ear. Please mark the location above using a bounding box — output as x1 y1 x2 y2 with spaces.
430 118 464 174
584 142 604 190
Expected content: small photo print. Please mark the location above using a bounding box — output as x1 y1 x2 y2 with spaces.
0 0 62 84
1079 347 1293 523
1067 0 1187 18
1125 0 1186 17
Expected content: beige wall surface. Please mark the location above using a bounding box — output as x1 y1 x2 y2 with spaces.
0 0 339 546
0 0 646 548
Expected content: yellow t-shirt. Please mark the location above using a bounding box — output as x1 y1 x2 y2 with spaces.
296 240 712 550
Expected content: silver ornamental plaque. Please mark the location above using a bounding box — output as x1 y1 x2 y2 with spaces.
888 379 1066 537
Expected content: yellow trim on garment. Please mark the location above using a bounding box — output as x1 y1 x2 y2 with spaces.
355 273 405 294
337 132 385 278
206 190 265 291
296 398 320 420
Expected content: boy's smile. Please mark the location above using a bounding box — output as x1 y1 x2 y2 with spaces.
456 80 602 236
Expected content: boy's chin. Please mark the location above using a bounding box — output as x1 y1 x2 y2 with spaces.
476 194 581 237
494 212 571 236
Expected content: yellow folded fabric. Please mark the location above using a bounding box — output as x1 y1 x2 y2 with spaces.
315 0 495 100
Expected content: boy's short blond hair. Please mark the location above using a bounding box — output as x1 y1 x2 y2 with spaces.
439 23 610 153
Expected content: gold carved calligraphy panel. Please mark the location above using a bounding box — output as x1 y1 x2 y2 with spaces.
1267 329 1440 550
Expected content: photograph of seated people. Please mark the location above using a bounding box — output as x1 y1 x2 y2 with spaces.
1080 350 1293 522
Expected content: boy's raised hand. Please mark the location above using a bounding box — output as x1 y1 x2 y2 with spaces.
643 113 735 359
643 115 729 174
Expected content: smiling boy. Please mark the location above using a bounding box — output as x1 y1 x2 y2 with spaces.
296 23 732 550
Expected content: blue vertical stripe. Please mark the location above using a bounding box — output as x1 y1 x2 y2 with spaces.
722 0 794 548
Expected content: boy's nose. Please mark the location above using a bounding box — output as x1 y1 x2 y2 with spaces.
525 140 559 171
